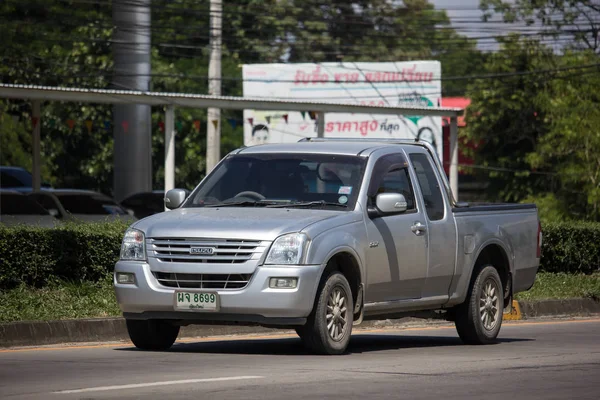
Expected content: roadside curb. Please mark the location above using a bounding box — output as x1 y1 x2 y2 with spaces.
1 298 599 348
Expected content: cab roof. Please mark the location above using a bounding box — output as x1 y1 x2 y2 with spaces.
235 140 420 157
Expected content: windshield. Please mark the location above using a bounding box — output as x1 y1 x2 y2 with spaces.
185 153 366 210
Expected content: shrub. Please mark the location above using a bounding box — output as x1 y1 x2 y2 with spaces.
0 221 127 289
539 221 600 274
0 220 598 290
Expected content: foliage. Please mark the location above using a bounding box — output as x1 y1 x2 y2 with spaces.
462 37 556 203
1 271 597 322
282 0 485 95
0 274 120 323
463 36 600 220
0 219 598 293
514 272 600 301
0 111 51 183
527 51 600 220
521 193 574 223
0 221 127 290
480 0 600 53
540 220 600 274
0 0 486 195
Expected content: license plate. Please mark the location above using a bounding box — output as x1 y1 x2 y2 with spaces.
174 291 219 311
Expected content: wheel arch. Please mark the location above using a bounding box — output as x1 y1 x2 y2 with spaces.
470 240 513 305
317 247 364 312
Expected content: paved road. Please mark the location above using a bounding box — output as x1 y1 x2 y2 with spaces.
1 319 599 400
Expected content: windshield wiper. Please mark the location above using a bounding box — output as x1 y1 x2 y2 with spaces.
205 200 284 208
269 200 347 208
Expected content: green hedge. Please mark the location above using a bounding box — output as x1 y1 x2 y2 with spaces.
0 222 127 289
0 220 598 290
539 221 600 274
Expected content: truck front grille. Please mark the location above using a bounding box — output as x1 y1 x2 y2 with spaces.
152 272 252 289
147 238 266 264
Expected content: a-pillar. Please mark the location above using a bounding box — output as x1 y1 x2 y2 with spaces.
449 115 459 202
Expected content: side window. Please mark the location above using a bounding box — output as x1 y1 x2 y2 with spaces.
409 153 445 221
376 167 416 210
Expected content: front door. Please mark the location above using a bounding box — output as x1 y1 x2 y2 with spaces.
408 152 457 298
364 154 429 303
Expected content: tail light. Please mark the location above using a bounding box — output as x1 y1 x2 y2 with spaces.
536 221 542 258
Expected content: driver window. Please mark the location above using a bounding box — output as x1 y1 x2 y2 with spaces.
376 167 416 210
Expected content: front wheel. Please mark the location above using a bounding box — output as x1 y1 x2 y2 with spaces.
455 265 503 345
126 319 180 351
298 272 354 355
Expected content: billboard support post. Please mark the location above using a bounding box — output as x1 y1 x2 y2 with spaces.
317 112 325 138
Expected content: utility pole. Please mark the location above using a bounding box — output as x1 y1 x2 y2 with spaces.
111 0 152 202
206 0 222 173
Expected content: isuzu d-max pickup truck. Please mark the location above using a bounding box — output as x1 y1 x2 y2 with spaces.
114 138 541 354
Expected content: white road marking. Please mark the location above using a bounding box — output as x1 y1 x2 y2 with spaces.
53 375 264 394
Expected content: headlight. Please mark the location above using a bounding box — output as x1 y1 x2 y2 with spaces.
265 233 309 265
120 228 146 261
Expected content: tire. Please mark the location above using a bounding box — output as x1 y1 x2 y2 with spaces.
455 265 503 345
126 319 180 351
299 272 354 355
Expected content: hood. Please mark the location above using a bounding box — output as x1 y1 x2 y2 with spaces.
133 207 349 241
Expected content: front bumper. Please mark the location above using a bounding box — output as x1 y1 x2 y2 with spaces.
114 261 323 323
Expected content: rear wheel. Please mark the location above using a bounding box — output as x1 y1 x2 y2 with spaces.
126 319 180 351
298 272 354 355
455 265 503 344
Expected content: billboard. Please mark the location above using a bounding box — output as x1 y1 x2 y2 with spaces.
242 61 443 159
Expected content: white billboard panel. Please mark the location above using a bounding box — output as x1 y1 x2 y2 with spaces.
242 61 442 159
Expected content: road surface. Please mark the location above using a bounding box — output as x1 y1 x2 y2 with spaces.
1 318 599 399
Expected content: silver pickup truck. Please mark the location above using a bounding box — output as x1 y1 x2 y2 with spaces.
114 138 542 355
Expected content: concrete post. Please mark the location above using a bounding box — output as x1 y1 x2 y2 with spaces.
206 0 222 173
111 0 152 202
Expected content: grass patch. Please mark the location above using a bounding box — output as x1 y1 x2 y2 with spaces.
515 272 600 301
0 274 120 323
0 272 598 323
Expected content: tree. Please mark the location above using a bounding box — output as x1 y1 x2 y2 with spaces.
462 36 556 203
480 0 600 53
0 0 485 194
527 50 600 220
283 0 484 95
463 35 600 221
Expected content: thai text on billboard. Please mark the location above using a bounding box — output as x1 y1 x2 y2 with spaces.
242 61 443 159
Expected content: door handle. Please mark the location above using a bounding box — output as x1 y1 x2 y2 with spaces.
411 222 427 235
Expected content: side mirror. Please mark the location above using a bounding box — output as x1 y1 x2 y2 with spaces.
48 208 60 218
371 193 408 216
165 189 187 210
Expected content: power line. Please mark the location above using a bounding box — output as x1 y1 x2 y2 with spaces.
7 57 595 85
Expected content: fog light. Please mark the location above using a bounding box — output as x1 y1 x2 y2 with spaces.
269 277 298 289
116 272 135 284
